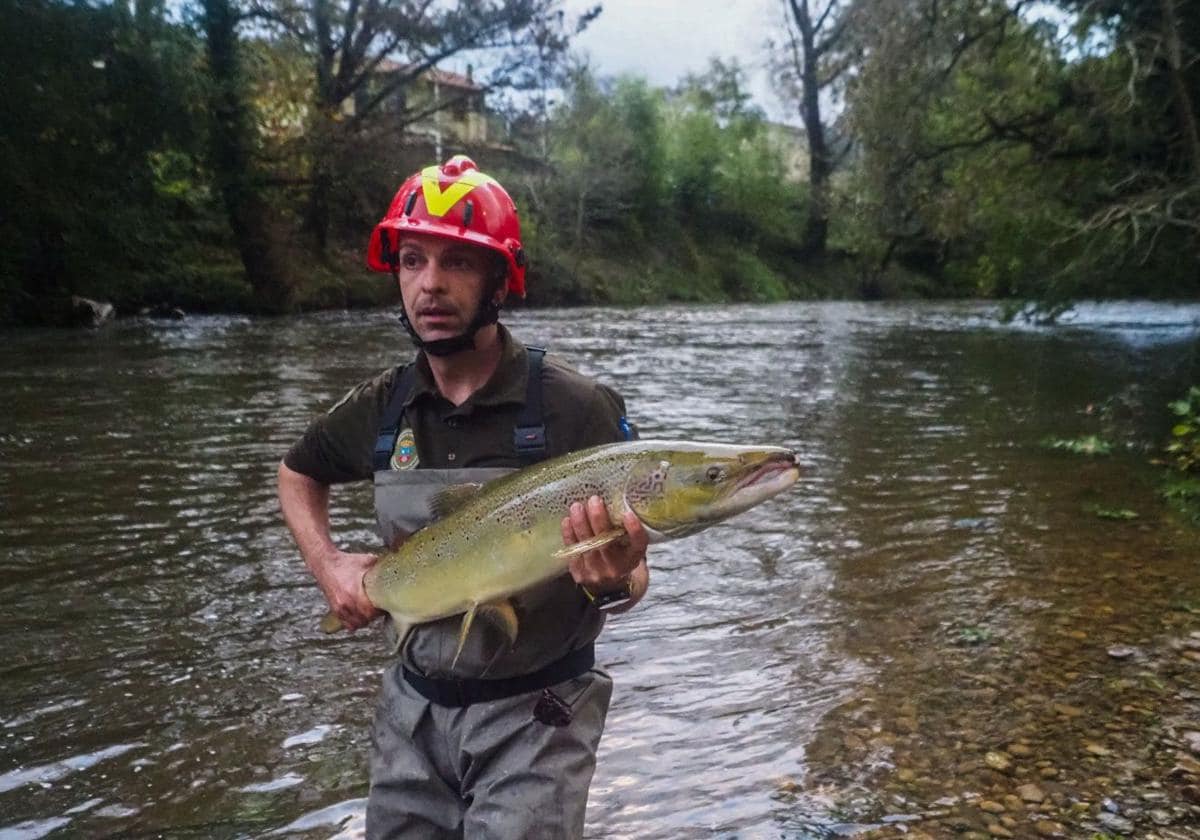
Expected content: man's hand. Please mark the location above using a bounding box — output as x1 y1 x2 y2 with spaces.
313 549 381 632
278 462 383 633
562 496 649 605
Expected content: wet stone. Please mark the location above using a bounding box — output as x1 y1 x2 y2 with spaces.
1148 808 1172 825
986 823 1013 838
979 800 1006 814
1168 755 1200 777
1053 704 1084 718
985 751 1013 772
1007 743 1033 757
1097 811 1135 833
1034 819 1066 836
1016 783 1046 804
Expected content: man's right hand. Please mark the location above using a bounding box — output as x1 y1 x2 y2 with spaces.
313 549 381 631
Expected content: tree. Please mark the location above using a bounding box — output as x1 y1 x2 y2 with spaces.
248 0 584 252
775 0 860 256
0 0 211 319
202 0 294 311
1053 0 1200 273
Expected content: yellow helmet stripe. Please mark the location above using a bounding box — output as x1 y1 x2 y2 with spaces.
419 166 496 217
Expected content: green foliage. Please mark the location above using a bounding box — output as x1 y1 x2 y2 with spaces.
0 0 217 320
5 0 1199 320
847 0 1200 304
1159 387 1200 525
1165 387 1200 473
1041 435 1113 456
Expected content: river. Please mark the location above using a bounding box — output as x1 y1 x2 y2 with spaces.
1 301 1199 839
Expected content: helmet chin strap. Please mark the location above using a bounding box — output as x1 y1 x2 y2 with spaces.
394 273 504 357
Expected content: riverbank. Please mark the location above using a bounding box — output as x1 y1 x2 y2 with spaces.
5 230 944 326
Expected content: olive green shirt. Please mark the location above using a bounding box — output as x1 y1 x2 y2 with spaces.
284 325 628 483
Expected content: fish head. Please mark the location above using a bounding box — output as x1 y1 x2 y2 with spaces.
623 443 800 539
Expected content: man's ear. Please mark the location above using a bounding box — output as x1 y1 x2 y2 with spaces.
494 286 509 306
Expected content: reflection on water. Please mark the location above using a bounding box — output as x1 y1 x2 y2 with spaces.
1 302 1199 838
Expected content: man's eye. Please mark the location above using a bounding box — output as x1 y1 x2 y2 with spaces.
400 252 421 268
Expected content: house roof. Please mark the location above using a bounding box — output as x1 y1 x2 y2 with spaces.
375 60 483 91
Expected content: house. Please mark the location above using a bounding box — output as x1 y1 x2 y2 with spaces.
349 60 490 155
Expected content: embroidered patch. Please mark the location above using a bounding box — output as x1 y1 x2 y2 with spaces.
390 428 419 470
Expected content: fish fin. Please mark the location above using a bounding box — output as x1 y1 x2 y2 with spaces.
320 611 343 634
452 604 478 668
553 527 627 559
388 620 412 656
477 599 520 647
429 483 485 520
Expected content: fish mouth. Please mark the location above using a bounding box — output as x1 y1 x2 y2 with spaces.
734 451 801 493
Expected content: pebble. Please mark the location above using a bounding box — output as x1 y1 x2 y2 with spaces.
1183 732 1200 755
1039 767 1059 779
1168 756 1200 777
985 751 1013 772
1008 743 1033 757
979 800 1006 814
896 768 916 782
1097 811 1135 833
986 824 1013 838
1107 645 1139 659
1149 808 1172 825
1017 783 1046 803
1085 743 1112 757
1034 819 1065 836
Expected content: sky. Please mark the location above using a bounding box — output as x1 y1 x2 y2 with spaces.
561 0 794 122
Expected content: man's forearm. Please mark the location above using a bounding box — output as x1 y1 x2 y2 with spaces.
277 462 338 571
278 462 380 630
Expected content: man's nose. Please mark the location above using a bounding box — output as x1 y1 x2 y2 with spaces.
418 260 449 293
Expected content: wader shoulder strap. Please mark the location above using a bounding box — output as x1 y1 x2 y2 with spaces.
372 364 419 473
514 347 547 464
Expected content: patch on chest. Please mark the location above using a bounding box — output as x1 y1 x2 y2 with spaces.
390 428 419 470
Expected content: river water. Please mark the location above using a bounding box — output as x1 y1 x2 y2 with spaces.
2 301 1199 839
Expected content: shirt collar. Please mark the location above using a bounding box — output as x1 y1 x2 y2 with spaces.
403 324 529 412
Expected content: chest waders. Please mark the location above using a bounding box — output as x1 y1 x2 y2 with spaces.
371 348 596 703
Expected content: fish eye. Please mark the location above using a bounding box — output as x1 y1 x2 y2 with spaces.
705 466 724 482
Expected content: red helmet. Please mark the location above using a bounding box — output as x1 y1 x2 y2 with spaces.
367 155 527 297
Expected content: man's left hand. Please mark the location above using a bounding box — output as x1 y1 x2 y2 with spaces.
562 496 648 596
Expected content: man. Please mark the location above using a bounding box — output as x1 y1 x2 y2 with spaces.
278 155 649 839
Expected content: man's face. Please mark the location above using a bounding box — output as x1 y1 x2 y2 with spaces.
396 235 503 342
